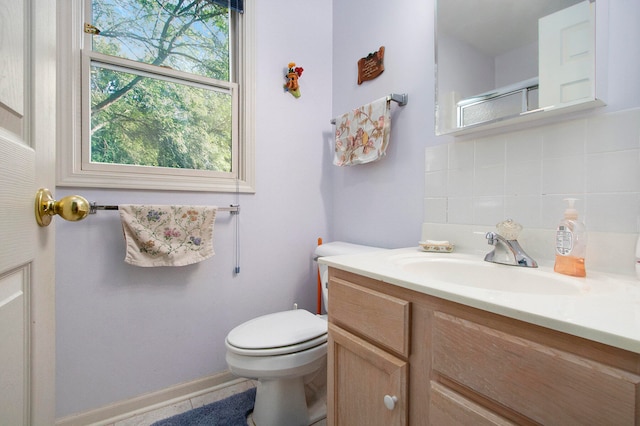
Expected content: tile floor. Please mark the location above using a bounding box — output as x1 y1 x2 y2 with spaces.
106 379 326 426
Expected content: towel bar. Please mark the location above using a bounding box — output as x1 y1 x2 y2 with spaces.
34 188 240 227
330 93 408 124
89 203 240 214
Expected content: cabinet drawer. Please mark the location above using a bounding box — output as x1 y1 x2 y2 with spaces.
430 381 516 426
432 312 640 425
329 276 410 357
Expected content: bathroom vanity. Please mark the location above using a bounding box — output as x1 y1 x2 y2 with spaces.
322 248 640 425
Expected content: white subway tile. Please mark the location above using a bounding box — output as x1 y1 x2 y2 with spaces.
448 140 474 169
542 119 586 159
505 161 542 196
428 108 640 234
473 165 505 197
473 196 505 225
505 128 543 163
586 109 640 153
425 143 449 172
447 197 473 224
542 156 585 194
586 150 640 193
586 193 640 232
448 168 473 197
425 170 448 197
504 196 542 228
474 136 506 167
424 197 447 223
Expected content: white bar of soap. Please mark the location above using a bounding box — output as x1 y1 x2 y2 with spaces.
420 240 450 246
418 240 454 252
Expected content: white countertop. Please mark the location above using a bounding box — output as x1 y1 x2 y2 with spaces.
319 247 640 354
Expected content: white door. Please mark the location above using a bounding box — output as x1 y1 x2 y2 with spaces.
538 0 595 108
0 0 56 424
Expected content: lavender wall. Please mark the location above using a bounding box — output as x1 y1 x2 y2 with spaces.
331 0 431 249
55 0 333 417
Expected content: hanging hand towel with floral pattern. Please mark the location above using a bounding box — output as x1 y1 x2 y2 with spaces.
333 97 391 166
119 205 217 267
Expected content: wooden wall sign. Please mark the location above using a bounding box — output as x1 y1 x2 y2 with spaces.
357 46 385 85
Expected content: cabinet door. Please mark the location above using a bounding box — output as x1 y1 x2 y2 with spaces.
328 323 407 426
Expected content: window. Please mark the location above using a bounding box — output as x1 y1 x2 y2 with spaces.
57 0 255 192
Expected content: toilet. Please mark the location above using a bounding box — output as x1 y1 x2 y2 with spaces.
225 242 385 426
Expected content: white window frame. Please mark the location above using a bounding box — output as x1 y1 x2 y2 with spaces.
56 0 255 193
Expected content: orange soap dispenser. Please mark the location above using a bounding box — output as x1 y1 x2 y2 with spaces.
554 198 587 277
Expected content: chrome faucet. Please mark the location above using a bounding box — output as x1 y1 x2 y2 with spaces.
484 219 537 268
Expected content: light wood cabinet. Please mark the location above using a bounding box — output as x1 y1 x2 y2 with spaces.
327 267 640 426
328 324 408 426
327 275 410 426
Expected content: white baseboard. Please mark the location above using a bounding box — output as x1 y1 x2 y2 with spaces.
55 371 245 426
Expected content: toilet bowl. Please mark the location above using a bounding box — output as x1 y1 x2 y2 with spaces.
226 309 328 426
224 241 385 426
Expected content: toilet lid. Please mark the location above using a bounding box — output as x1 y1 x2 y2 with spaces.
226 310 327 351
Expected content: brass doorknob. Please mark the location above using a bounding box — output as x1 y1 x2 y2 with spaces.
35 188 90 227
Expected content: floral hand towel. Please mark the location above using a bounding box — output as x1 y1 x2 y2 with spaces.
333 97 391 166
119 205 217 267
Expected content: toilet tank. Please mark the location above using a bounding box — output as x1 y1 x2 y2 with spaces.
314 242 386 313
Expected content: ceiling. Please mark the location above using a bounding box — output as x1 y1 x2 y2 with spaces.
437 0 584 57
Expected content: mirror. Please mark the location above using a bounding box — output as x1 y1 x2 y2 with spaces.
435 0 604 135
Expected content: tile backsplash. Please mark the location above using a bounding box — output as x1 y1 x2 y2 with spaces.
424 107 640 234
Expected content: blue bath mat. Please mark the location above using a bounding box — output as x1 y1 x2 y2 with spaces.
152 387 256 426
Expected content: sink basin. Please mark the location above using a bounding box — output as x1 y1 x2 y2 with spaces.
391 254 589 295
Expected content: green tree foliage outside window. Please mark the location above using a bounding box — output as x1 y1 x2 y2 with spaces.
89 0 234 173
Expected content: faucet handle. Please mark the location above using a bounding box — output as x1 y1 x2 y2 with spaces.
496 219 522 240
485 231 497 245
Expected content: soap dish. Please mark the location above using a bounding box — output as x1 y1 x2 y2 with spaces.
419 240 454 253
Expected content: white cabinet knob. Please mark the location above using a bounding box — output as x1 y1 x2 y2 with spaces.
383 394 398 410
